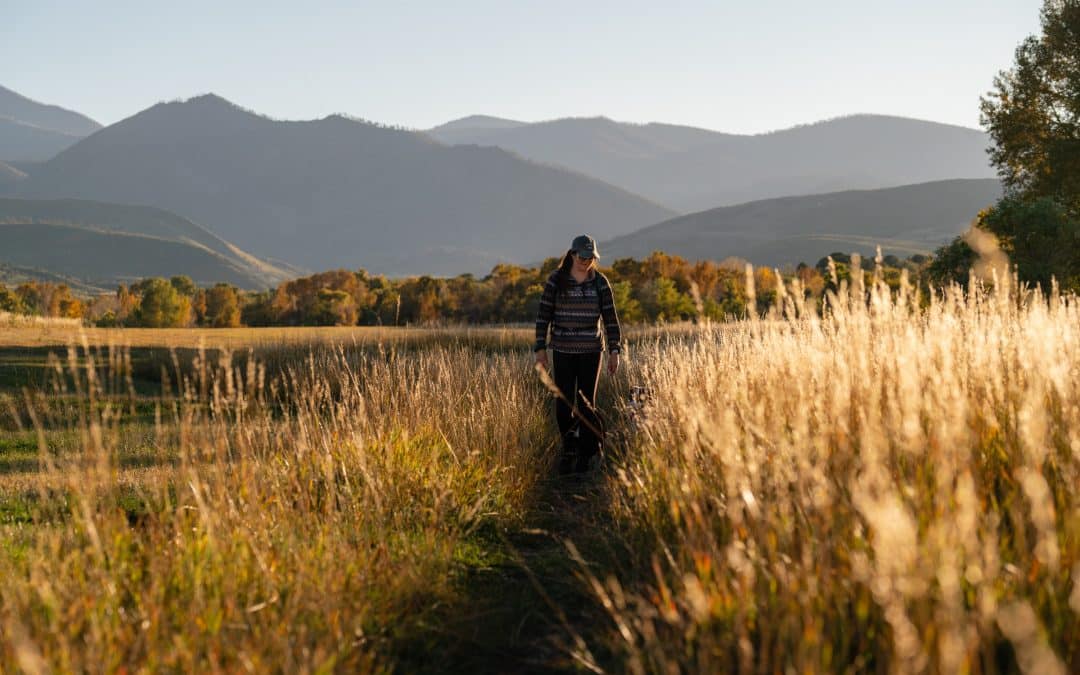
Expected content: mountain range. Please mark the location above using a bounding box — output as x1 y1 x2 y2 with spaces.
427 114 996 212
13 95 674 275
600 179 1002 267
0 84 1005 284
0 85 101 161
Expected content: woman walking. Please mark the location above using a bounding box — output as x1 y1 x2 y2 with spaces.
534 234 622 474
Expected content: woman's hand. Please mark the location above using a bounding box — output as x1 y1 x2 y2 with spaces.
535 349 548 371
607 352 619 375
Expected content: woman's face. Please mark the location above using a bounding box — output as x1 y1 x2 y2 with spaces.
572 253 594 274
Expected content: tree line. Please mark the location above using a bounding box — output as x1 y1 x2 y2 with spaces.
0 251 933 329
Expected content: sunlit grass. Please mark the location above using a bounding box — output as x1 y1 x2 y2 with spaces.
0 269 1077 673
0 341 552 672
588 271 1079 674
0 324 532 349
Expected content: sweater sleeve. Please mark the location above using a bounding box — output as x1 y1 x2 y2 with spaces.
598 275 622 354
534 274 557 352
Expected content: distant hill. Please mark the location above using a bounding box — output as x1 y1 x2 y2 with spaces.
600 179 1003 267
17 95 674 275
428 115 527 143
0 117 85 163
0 85 101 136
0 85 101 161
427 114 997 212
0 198 294 289
0 261 107 294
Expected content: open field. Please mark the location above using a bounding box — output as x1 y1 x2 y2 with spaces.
0 321 532 349
0 274 1078 673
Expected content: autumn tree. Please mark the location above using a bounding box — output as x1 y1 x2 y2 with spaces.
10 282 81 318
116 284 139 323
14 282 46 315
52 286 83 319
269 270 372 326
981 0 1080 211
203 283 242 327
0 283 25 314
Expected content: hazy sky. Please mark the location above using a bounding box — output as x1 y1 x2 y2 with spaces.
4 0 1041 133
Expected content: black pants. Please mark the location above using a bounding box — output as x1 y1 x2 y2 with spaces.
552 351 602 454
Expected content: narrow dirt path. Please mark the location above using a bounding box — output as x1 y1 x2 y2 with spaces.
402 470 621 674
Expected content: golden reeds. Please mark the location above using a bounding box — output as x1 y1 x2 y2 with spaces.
591 271 1078 674
0 269 1076 673
0 340 550 672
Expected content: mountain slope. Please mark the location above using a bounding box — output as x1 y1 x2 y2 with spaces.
427 114 996 212
18 95 674 275
0 117 85 163
0 161 26 191
600 179 1003 267
0 261 108 294
0 85 101 136
0 85 102 161
0 198 293 289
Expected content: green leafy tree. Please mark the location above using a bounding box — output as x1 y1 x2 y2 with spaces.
981 0 1080 212
609 280 644 323
926 237 979 287
978 197 1080 290
241 291 275 327
955 1 1080 292
310 289 358 326
639 277 696 322
131 278 190 327
170 275 198 297
521 283 546 323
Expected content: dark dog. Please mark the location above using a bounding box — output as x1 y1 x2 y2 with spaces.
627 385 652 424
573 410 605 472
559 407 606 474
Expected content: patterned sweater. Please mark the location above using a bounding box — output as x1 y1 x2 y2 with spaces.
534 270 622 354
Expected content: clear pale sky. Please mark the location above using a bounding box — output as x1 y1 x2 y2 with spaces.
4 0 1041 133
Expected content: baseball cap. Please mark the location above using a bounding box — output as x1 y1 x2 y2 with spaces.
571 234 599 259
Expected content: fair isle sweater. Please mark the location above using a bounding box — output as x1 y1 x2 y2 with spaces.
534 270 622 354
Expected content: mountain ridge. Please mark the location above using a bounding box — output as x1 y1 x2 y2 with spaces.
0 85 102 161
0 197 294 289
427 113 996 212
18 94 675 275
600 178 1003 267
0 85 101 136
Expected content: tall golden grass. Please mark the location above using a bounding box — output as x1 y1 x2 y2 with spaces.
0 265 1076 673
589 269 1079 673
0 341 551 672
0 312 82 330
0 324 532 349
